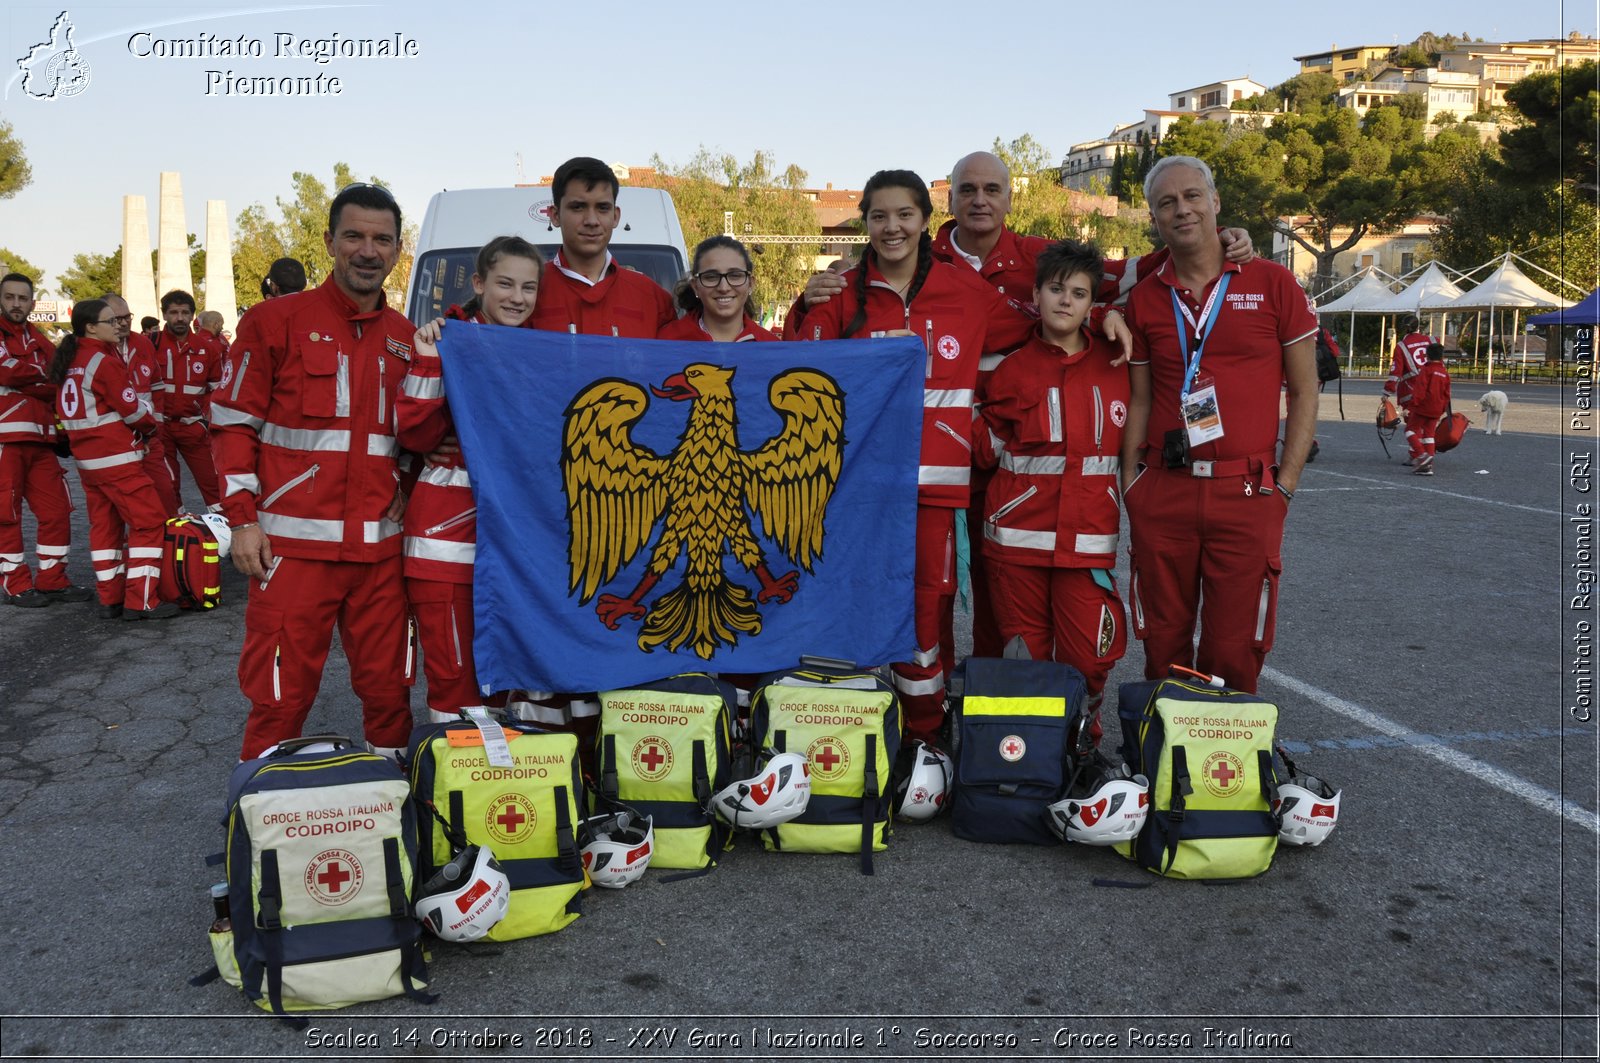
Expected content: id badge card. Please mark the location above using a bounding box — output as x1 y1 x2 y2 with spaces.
1181 374 1225 447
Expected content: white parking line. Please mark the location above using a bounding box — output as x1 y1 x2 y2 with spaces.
1310 469 1565 517
1262 666 1600 835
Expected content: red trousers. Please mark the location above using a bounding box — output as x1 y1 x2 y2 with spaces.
161 420 221 508
1404 408 1436 463
1123 461 1286 694
1 442 73 595
239 555 416 759
987 561 1128 742
891 505 956 746
407 577 487 720
80 463 167 610
142 432 180 516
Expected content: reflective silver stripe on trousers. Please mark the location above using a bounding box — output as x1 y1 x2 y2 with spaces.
1000 452 1067 475
223 473 260 497
1081 456 1121 476
90 549 123 562
76 451 142 471
402 374 444 400
419 464 472 489
918 465 970 486
1074 532 1119 554
404 537 476 565
209 403 265 431
912 644 942 668
261 423 351 452
988 526 1057 550
891 670 945 697
924 388 975 409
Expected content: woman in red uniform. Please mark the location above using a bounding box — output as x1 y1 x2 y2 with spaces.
658 236 778 343
49 300 178 620
397 236 543 720
800 169 1034 747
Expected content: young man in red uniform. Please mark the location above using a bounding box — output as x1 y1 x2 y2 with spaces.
212 183 417 760
154 290 224 510
527 156 675 339
0 273 88 606
1406 343 1452 475
974 241 1128 736
1386 316 1436 466
1121 156 1318 694
103 293 179 516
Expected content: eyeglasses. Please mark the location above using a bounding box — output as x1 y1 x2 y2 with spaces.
694 269 751 288
94 317 118 325
110 314 132 324
336 181 397 203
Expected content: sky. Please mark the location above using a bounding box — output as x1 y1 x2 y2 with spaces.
0 0 1591 299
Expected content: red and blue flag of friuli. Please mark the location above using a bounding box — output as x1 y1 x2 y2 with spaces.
436 326 922 692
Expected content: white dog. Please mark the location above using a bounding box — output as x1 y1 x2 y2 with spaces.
1478 390 1508 435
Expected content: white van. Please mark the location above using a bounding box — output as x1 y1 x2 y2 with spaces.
405 186 690 324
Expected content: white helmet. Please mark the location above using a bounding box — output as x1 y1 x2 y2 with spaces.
712 751 810 830
1047 763 1149 845
893 741 953 823
579 807 654 887
198 512 233 558
414 845 511 943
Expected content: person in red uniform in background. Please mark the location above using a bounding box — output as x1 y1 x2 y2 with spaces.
527 157 675 339
1406 342 1451 476
1 273 90 606
48 300 178 620
100 294 179 517
154 290 224 511
398 235 544 722
1121 156 1318 694
212 183 417 760
974 241 1128 743
658 236 778 343
799 169 1035 748
1386 315 1435 466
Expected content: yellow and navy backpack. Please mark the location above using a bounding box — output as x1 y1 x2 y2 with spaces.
407 715 586 940
200 735 433 1018
1116 668 1282 879
749 658 900 873
595 674 737 870
950 657 1086 845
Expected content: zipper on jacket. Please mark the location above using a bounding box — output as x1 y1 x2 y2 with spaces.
934 421 971 452
1254 578 1271 641
424 507 477 536
988 485 1037 524
272 645 282 702
0 398 25 423
404 616 417 681
258 463 319 510
377 355 387 427
449 604 463 668
1047 388 1062 442
924 318 934 379
229 351 251 402
943 526 953 585
1092 385 1104 448
335 353 351 418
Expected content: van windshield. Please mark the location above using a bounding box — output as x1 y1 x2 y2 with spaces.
407 245 685 324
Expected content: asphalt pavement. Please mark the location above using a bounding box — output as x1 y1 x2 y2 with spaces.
0 378 1595 1063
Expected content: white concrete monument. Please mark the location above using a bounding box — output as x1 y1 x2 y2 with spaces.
203 200 236 335
120 195 157 328
155 171 193 301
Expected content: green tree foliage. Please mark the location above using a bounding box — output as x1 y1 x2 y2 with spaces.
989 134 1087 241
232 164 414 311
631 149 819 315
0 119 32 200
0 247 44 288
1499 60 1597 188
56 249 123 303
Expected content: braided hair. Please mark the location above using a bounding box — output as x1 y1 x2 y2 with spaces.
841 169 935 339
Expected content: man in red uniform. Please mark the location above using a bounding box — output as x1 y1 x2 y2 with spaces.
102 293 179 516
0 273 89 606
1406 342 1452 475
154 290 224 511
212 183 417 760
1121 156 1318 693
527 156 675 338
1386 315 1435 466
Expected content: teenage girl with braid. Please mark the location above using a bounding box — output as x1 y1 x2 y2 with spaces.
799 169 1038 754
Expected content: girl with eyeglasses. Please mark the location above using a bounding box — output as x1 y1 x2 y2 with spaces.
658 236 778 343
397 235 544 720
797 169 1040 752
47 300 178 620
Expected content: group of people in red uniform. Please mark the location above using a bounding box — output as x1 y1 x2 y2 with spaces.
14 152 1321 769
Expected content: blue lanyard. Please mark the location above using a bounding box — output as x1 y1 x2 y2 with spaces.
1171 273 1232 399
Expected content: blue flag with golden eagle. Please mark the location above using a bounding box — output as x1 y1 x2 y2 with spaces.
437 326 922 693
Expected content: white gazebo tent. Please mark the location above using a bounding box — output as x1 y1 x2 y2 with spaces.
1422 253 1574 383
1364 262 1468 369
1316 268 1399 373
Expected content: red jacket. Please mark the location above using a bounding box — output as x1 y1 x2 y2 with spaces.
211 279 415 562
1385 332 1433 404
655 313 778 342
1408 360 1451 419
0 317 59 446
973 333 1127 569
528 252 675 338
56 337 156 474
396 305 478 584
120 332 164 425
931 219 1164 307
155 326 225 423
800 257 1033 508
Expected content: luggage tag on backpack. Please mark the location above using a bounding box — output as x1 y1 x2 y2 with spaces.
462 706 515 768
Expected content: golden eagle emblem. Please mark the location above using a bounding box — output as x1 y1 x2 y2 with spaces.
562 362 845 659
